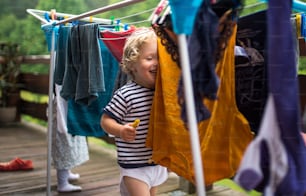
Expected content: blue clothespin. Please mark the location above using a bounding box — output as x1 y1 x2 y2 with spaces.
44 12 50 22
72 20 79 26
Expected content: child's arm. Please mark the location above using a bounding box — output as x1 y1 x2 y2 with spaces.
100 113 137 142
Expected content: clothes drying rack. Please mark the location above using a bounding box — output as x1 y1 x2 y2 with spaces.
27 0 206 195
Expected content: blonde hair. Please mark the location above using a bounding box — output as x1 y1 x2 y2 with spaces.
121 28 157 78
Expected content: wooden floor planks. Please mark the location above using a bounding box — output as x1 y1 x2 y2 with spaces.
0 122 249 196
0 122 179 196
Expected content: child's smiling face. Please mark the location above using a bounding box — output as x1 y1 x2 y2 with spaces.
132 38 158 89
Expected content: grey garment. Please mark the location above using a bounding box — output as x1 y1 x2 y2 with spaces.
51 98 89 170
60 23 105 106
54 25 71 85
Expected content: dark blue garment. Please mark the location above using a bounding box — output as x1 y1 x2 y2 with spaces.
178 0 220 124
67 40 119 137
267 0 306 195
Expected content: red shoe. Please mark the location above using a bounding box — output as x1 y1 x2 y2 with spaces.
0 157 33 171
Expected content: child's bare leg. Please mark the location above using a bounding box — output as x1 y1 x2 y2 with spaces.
123 176 150 196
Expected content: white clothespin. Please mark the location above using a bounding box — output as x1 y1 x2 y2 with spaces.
158 6 171 24
149 0 168 24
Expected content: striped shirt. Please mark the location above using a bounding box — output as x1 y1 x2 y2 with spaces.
103 81 155 168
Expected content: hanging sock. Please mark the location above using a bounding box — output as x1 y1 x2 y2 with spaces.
57 169 82 192
100 27 136 62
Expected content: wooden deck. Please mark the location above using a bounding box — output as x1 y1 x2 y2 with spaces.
0 122 248 196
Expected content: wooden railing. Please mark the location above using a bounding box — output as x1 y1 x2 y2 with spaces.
14 55 116 144
11 55 50 122
15 55 306 119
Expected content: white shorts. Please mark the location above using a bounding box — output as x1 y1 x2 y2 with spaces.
119 165 168 194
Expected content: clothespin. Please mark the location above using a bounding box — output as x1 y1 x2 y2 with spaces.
124 24 129 30
296 13 302 38
302 14 306 39
89 16 93 23
110 16 115 25
50 9 56 20
44 12 50 22
158 6 171 24
149 0 168 24
72 20 79 26
64 15 69 26
115 19 121 31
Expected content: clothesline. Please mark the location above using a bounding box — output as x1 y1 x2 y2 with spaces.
54 0 145 26
26 8 112 25
28 6 158 32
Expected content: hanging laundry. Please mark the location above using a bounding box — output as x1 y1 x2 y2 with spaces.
234 94 288 195
152 14 179 65
52 84 89 169
54 25 71 86
53 24 117 137
60 23 105 106
236 0 306 194
146 25 253 185
171 0 243 125
100 27 136 62
235 10 268 135
67 40 119 137
167 0 202 34
265 0 306 194
41 24 59 52
177 0 220 124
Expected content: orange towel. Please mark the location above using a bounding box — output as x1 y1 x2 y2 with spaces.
146 25 253 185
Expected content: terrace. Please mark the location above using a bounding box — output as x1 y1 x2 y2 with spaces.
0 55 305 195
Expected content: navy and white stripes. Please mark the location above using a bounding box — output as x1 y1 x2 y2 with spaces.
104 81 155 168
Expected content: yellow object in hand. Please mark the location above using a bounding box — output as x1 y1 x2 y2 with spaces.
131 119 140 128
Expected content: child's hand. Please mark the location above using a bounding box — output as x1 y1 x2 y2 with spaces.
119 124 137 142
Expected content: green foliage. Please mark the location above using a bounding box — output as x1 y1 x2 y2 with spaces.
22 114 47 126
215 179 261 196
240 1 267 17
0 0 306 75
96 0 159 25
0 42 22 107
0 0 38 19
0 15 23 44
36 0 89 15
21 17 49 55
20 91 48 126
299 57 306 74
